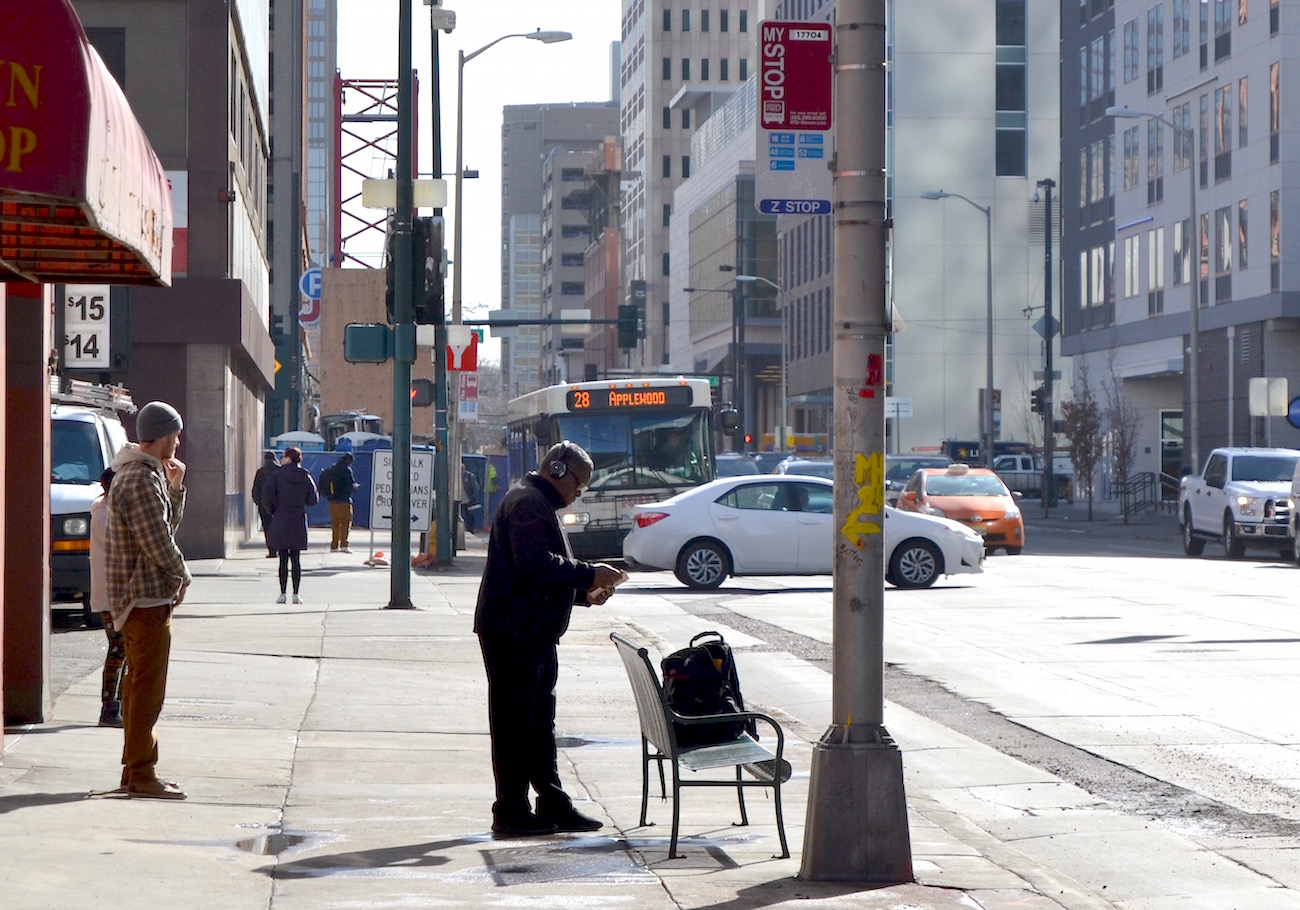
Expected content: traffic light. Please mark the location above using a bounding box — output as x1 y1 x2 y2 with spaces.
1030 387 1045 414
270 313 285 339
617 304 639 349
385 216 445 325
410 378 434 407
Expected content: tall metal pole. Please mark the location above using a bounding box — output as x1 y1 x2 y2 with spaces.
1039 178 1055 512
983 205 994 468
388 0 415 607
1187 123 1200 475
801 0 911 882
430 20 451 566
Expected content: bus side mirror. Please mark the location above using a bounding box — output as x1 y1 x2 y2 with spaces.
719 409 740 436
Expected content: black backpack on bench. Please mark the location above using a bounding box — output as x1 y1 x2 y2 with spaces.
661 631 758 747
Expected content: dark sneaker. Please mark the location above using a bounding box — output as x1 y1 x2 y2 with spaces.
491 810 558 838
98 700 123 728
127 778 187 800
537 803 603 832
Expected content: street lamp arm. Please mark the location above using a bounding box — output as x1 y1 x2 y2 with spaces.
735 274 781 291
463 30 572 65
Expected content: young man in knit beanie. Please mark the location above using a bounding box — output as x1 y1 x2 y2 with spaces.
105 400 192 799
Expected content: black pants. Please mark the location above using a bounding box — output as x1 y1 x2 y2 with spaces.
478 632 570 819
277 549 302 594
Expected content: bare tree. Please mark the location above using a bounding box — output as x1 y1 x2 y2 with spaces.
1102 356 1143 524
1059 360 1104 520
463 360 509 456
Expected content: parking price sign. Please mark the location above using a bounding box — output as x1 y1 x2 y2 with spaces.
756 21 833 216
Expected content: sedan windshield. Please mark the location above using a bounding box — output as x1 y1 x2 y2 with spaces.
924 474 1007 496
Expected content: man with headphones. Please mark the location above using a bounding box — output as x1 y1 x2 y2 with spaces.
474 440 625 838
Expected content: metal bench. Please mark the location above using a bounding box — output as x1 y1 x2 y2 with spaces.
610 632 791 859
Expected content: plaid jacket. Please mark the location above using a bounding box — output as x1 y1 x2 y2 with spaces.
105 445 191 628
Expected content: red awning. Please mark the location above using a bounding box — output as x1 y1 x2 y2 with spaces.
0 0 172 285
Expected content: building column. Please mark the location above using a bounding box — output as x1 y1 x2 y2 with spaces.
4 282 51 724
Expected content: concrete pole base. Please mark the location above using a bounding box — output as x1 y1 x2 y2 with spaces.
799 726 913 882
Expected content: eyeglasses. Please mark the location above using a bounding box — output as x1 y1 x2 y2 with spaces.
573 476 590 494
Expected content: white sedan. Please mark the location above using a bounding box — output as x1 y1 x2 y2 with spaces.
622 475 985 589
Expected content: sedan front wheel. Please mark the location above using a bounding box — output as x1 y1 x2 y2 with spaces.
888 538 942 589
674 539 730 589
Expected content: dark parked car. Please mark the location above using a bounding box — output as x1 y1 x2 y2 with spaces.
885 454 954 504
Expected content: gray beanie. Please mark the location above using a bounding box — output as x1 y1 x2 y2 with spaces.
136 400 184 442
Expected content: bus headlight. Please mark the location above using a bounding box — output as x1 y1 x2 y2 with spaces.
561 512 590 527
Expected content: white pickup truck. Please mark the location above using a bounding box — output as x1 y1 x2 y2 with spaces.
992 453 1074 500
1177 446 1300 558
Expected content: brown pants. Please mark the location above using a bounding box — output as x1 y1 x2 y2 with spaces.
119 605 173 787
329 500 353 549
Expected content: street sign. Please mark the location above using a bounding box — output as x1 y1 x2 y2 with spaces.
1033 313 1058 339
756 21 833 216
369 449 434 532
298 267 322 300
63 284 111 369
458 371 479 423
447 326 478 371
885 396 913 419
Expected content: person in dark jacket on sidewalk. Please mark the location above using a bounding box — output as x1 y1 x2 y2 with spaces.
320 452 358 552
262 447 319 604
251 450 277 557
474 440 624 838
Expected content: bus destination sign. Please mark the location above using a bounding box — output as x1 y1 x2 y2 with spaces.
567 386 693 411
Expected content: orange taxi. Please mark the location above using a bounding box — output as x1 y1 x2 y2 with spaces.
895 463 1024 554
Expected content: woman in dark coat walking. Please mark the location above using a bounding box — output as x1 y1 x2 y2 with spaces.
261 447 319 604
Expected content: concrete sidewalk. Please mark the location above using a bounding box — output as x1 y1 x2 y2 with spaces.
0 524 1199 909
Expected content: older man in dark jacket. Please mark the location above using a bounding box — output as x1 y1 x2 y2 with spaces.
474 441 624 837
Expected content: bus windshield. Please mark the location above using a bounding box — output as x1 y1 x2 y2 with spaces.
557 411 711 491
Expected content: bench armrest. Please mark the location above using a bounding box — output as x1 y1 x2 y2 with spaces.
668 708 786 758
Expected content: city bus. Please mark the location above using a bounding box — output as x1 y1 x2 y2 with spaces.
506 377 717 559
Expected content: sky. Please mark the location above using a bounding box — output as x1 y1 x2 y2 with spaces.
335 1 623 363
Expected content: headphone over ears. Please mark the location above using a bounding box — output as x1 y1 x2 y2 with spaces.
548 440 572 479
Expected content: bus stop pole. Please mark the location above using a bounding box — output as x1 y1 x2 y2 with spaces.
800 0 912 880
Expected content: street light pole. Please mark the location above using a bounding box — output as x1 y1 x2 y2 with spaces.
1107 104 1200 473
922 190 995 467
1036 177 1056 513
736 274 782 449
450 28 571 548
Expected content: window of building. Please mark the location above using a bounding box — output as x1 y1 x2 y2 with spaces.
1238 199 1248 269
721 58 729 81
662 155 671 178
561 281 585 296
994 0 1027 177
701 58 709 81
1147 4 1164 95
1200 93 1211 186
682 57 690 80
739 58 748 80
561 225 588 239
701 9 710 31
682 155 690 178
1239 76 1249 147
1147 121 1164 204
1200 0 1210 68
1270 189 1280 290
1124 234 1141 297
561 167 584 181
1123 18 1140 82
663 106 671 129
740 9 748 31
1174 218 1191 285
663 7 671 31
1215 84 1233 180
1271 0 1279 35
1173 0 1190 58
662 252 670 276
662 203 671 227
721 8 729 31
561 253 584 268
1148 226 1165 314
1199 212 1211 303
662 57 671 80
682 108 690 129
1123 126 1140 190
1174 101 1192 171
1270 61 1280 163
1214 0 1232 59
1215 205 1233 300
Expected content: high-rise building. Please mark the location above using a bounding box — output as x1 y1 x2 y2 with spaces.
1064 0 1300 477
620 0 762 371
494 102 619 395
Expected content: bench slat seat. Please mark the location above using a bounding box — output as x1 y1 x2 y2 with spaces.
611 632 790 859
